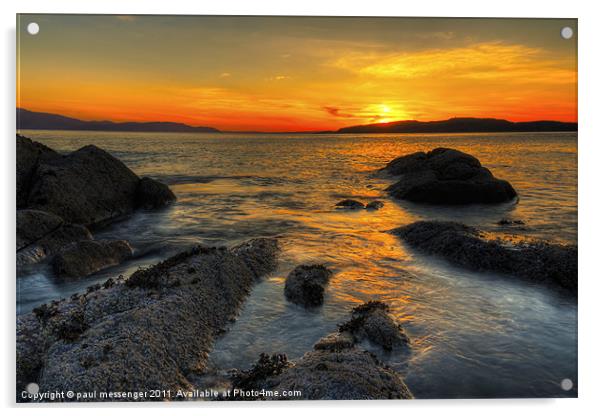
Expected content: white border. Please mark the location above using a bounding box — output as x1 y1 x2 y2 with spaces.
3 1 602 415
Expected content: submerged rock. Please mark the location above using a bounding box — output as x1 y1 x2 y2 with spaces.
52 240 134 278
284 264 333 307
335 199 365 209
394 221 577 295
383 148 517 204
135 177 176 209
16 238 279 401
229 301 412 400
339 301 410 351
366 200 384 210
497 218 526 226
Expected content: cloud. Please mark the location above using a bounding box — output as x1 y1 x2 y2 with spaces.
323 106 355 118
331 42 575 84
219 72 231 78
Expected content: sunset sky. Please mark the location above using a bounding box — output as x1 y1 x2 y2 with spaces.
17 15 577 132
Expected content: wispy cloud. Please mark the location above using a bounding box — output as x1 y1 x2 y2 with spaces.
219 72 231 78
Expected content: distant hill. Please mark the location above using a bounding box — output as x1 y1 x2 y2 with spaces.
333 117 577 134
17 108 220 133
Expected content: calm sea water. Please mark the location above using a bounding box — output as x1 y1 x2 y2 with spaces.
17 130 577 398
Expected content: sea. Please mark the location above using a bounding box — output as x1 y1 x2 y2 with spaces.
17 130 578 398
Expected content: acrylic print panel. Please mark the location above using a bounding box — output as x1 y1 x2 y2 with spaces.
16 14 577 402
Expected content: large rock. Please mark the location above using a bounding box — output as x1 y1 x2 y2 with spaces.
135 177 176 209
16 135 59 208
383 148 517 204
17 209 93 267
52 240 134 278
339 301 410 351
284 264 333 307
26 145 141 227
394 221 577 295
16 238 279 402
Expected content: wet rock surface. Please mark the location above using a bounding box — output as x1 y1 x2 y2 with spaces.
52 240 134 278
16 238 279 401
284 264 333 307
17 209 93 267
339 301 410 351
394 220 577 296
383 148 517 204
229 302 412 400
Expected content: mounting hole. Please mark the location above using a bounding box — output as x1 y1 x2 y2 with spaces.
25 382 39 394
27 22 40 35
561 26 573 40
560 378 573 391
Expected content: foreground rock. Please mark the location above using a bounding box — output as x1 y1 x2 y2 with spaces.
339 301 410 350
17 209 93 266
284 264 333 307
394 221 577 295
52 240 133 278
383 148 517 204
230 302 412 400
16 238 279 401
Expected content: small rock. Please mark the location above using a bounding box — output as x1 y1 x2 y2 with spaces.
339 301 409 351
313 331 355 352
284 264 333 307
366 200 384 210
52 240 133 278
335 199 365 209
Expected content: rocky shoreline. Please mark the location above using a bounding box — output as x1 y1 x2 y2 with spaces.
16 140 577 401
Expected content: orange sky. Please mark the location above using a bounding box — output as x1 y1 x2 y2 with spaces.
17 15 577 132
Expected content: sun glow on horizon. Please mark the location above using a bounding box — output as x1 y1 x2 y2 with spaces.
17 15 577 132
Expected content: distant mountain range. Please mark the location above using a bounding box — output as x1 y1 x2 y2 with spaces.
332 117 577 134
17 108 220 133
17 108 577 134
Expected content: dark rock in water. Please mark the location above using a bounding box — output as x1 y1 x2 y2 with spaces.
229 302 412 400
284 264 333 307
135 177 176 209
52 240 134 278
497 218 525 226
335 199 365 209
27 144 141 227
339 301 409 351
366 200 384 210
16 135 59 208
393 221 577 296
383 148 517 204
18 134 178 228
16 238 279 401
17 209 93 267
